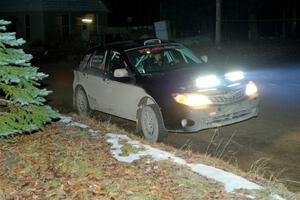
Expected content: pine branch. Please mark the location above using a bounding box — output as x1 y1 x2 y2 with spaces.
0 98 12 106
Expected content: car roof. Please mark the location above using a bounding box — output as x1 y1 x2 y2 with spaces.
87 38 180 53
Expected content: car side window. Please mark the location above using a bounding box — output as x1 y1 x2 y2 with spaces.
89 50 107 72
109 51 128 76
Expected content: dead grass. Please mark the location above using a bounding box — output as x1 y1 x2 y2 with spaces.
76 113 300 197
0 122 225 199
119 139 145 156
0 115 299 199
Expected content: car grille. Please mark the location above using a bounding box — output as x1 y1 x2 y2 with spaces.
209 109 251 124
209 88 245 104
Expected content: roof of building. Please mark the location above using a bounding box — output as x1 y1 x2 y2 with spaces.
0 0 109 12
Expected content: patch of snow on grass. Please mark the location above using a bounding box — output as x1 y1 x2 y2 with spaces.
88 129 99 134
59 116 88 129
188 163 262 193
106 133 187 164
271 194 286 200
106 133 262 193
245 195 256 199
59 116 72 124
57 117 286 200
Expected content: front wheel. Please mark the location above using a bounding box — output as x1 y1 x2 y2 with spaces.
139 105 168 142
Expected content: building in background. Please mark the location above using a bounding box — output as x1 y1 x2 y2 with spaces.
0 0 109 45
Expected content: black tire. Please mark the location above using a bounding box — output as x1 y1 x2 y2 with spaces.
139 104 168 142
75 87 91 117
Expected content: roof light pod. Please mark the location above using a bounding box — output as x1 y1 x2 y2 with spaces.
225 71 244 82
196 75 220 88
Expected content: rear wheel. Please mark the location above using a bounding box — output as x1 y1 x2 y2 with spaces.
139 105 168 142
75 87 90 117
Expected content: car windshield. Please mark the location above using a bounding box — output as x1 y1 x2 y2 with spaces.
126 45 204 75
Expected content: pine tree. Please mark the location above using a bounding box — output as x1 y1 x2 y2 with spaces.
0 19 58 136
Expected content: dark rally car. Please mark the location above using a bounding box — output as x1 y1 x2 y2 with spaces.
73 39 259 142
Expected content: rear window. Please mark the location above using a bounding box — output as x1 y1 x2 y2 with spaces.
89 50 107 71
78 54 91 71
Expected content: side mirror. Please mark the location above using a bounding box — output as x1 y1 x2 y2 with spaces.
113 68 129 78
201 55 208 63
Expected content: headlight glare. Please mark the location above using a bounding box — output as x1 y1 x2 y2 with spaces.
196 75 220 88
245 81 258 96
174 93 212 107
225 71 244 81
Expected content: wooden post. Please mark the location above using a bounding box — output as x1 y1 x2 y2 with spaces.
215 0 222 47
292 7 297 38
282 9 286 39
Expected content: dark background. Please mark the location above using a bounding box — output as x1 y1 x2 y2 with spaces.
105 0 300 41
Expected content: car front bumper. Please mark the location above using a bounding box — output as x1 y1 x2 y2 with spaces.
164 97 259 132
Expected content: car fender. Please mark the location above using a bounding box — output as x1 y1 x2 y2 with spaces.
136 96 166 132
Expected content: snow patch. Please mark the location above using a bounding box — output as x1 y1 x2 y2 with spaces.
59 116 88 129
106 133 187 165
188 163 262 192
57 116 286 200
271 194 286 200
245 195 256 199
88 129 99 134
106 133 261 193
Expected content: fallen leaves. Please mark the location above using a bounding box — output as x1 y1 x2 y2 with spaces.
0 119 294 199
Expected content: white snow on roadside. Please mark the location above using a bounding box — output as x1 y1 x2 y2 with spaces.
59 116 89 129
245 195 256 199
188 163 262 192
59 116 73 124
106 133 187 165
106 133 261 193
58 116 286 200
271 194 286 200
88 129 99 134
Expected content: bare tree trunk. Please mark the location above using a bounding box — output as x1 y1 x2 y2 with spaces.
248 12 258 41
215 0 222 47
292 7 297 38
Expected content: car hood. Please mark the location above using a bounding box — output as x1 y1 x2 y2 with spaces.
136 65 246 105
136 64 242 92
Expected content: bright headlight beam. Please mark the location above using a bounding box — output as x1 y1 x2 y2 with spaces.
174 94 212 107
225 71 244 82
196 75 220 88
245 81 258 96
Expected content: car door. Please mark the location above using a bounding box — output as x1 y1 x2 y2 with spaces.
83 49 110 112
104 50 149 121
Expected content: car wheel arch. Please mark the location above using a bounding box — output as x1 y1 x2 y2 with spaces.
75 84 85 93
135 96 165 133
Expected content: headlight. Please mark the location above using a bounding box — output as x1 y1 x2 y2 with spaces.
225 71 244 81
174 93 212 107
196 75 220 88
245 81 258 96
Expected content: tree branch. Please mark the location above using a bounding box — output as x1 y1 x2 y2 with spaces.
0 98 13 106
